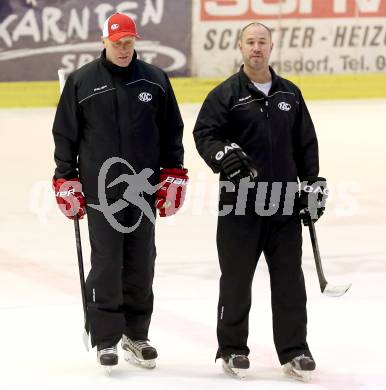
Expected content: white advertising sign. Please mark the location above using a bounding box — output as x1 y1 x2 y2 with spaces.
192 0 386 76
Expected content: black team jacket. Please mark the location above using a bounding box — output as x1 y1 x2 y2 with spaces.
53 50 184 200
193 66 319 209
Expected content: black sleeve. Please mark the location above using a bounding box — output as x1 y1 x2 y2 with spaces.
193 88 232 173
158 73 184 168
293 90 319 181
52 74 82 179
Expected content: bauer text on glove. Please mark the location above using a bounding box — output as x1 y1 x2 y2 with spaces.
52 177 86 220
155 168 189 217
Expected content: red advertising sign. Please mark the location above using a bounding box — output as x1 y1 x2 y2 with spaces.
201 0 386 20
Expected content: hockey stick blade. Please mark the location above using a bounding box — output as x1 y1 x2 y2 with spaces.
323 282 352 297
308 218 351 298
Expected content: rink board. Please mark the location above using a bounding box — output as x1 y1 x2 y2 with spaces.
1 73 386 108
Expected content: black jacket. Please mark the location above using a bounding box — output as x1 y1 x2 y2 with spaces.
193 66 319 204
53 50 184 199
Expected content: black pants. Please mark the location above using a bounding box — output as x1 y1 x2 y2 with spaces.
216 211 311 365
85 200 156 349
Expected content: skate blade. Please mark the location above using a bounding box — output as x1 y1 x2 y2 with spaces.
124 350 156 369
283 363 312 382
99 365 113 376
222 361 247 380
82 329 90 352
98 358 117 375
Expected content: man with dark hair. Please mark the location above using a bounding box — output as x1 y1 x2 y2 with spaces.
52 13 188 370
194 22 327 380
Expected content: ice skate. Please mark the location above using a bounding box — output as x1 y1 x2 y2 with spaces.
222 354 250 379
97 345 118 375
121 335 158 369
283 354 315 382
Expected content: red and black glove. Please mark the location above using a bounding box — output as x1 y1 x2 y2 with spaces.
155 168 189 217
52 177 86 220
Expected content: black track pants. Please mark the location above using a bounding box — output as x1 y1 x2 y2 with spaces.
216 212 311 365
85 201 156 349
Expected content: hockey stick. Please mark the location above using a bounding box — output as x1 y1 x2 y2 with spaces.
57 69 66 94
74 216 90 351
307 218 351 297
58 69 90 350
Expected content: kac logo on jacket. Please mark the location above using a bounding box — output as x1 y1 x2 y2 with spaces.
278 102 291 111
138 92 152 102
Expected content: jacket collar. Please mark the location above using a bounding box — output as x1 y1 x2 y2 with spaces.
239 65 279 94
100 49 137 74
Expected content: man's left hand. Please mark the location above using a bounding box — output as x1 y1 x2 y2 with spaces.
298 177 328 226
155 168 189 217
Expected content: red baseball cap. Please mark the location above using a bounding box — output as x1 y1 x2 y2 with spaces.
102 13 140 41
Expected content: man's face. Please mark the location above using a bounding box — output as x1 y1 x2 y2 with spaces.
239 25 273 72
103 36 136 67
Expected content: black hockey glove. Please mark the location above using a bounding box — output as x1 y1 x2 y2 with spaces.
213 143 257 185
297 177 328 226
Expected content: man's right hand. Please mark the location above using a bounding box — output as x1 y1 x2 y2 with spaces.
52 177 86 220
215 145 257 185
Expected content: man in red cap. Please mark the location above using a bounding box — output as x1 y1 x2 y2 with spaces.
101 12 141 67
52 13 188 370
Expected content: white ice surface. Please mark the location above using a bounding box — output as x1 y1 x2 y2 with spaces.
0 100 386 389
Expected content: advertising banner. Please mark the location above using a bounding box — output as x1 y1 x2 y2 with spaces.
192 0 386 77
0 0 192 81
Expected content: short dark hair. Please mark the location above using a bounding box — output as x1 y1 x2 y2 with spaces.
239 22 272 41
